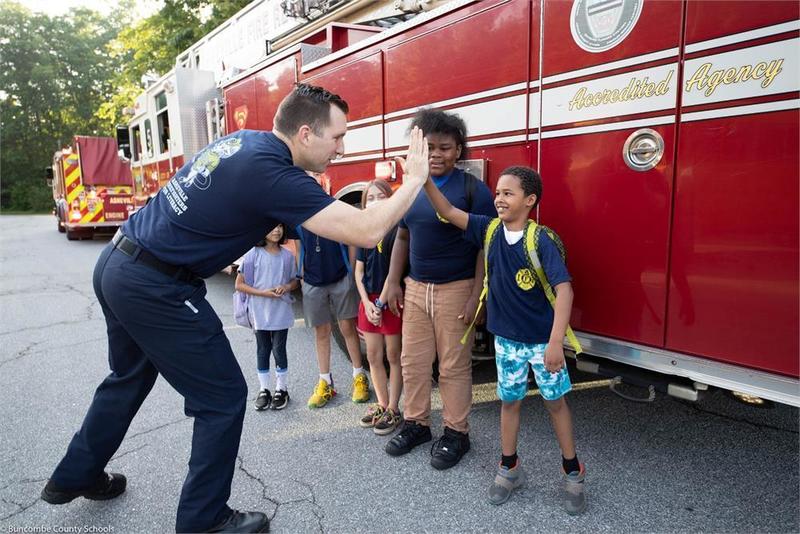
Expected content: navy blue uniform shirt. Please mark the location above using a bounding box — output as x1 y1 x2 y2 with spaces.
297 227 349 287
123 130 335 278
357 226 397 294
465 214 571 345
400 169 496 283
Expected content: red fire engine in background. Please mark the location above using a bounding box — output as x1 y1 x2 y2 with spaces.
47 136 135 240
120 0 799 406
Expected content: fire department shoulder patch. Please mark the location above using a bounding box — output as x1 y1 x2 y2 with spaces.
515 268 535 291
570 0 643 53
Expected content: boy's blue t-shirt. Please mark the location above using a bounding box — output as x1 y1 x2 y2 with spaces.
297 227 348 287
357 226 397 294
122 130 335 278
465 214 572 345
400 169 496 283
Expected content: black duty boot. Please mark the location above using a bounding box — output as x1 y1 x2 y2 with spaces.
430 427 470 470
207 510 270 533
41 472 127 504
385 420 432 456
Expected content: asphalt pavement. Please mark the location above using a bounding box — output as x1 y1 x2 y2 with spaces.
1 215 798 533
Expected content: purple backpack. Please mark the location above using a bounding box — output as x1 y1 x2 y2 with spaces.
233 250 256 328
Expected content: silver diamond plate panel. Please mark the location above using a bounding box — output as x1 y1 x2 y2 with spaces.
175 67 220 159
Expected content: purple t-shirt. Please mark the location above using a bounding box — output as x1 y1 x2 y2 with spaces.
242 246 297 331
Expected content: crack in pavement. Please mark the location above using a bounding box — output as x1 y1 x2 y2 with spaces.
63 283 98 321
0 340 44 370
124 417 191 441
0 496 40 521
0 497 39 521
0 336 107 370
0 318 105 338
236 455 326 533
0 283 98 337
0 478 48 493
110 444 148 462
0 478 47 522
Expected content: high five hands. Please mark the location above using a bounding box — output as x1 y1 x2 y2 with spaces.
395 126 429 186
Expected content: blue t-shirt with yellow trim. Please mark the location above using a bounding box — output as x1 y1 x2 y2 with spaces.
400 169 496 283
465 214 571 344
123 130 335 278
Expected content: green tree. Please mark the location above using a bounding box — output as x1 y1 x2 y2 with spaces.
0 0 251 211
0 1 124 210
97 0 251 131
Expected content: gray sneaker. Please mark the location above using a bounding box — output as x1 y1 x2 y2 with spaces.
562 466 586 515
488 462 526 505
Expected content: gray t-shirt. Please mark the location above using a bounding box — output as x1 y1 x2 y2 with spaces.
245 246 297 331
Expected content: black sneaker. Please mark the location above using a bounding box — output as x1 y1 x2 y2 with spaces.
385 421 432 457
41 472 126 504
270 390 289 410
430 427 470 470
254 389 271 411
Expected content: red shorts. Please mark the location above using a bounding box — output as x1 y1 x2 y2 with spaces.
357 293 402 336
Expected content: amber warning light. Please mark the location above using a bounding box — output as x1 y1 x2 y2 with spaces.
374 161 396 181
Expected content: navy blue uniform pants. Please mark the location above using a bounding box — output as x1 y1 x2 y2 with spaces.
49 244 247 532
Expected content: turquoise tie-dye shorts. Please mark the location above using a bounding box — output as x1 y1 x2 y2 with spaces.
494 335 572 402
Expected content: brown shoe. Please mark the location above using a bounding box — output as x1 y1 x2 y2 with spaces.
359 404 384 428
373 408 401 436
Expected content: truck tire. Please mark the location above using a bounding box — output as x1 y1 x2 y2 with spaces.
57 216 66 233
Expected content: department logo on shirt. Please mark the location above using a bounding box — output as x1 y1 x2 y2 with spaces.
179 137 242 190
515 268 535 291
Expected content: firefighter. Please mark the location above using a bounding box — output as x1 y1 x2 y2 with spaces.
40 84 430 534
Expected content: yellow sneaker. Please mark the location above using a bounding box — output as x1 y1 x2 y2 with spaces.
307 379 335 408
352 373 370 404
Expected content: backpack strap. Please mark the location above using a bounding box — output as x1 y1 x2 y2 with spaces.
460 217 502 345
242 249 256 286
295 225 305 278
524 221 583 355
465 172 478 212
340 243 352 275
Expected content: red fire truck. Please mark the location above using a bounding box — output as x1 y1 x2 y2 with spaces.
217 0 798 405
117 0 797 405
48 136 135 240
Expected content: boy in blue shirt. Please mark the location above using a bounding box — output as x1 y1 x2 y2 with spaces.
296 222 370 408
422 166 586 514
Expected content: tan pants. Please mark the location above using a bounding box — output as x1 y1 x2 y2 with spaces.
401 277 475 433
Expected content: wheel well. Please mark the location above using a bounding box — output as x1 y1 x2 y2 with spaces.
338 190 363 207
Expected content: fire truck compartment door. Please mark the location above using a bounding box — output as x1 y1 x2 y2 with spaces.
538 0 683 347
666 1 799 377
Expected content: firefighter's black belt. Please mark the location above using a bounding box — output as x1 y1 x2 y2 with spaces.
112 230 199 283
